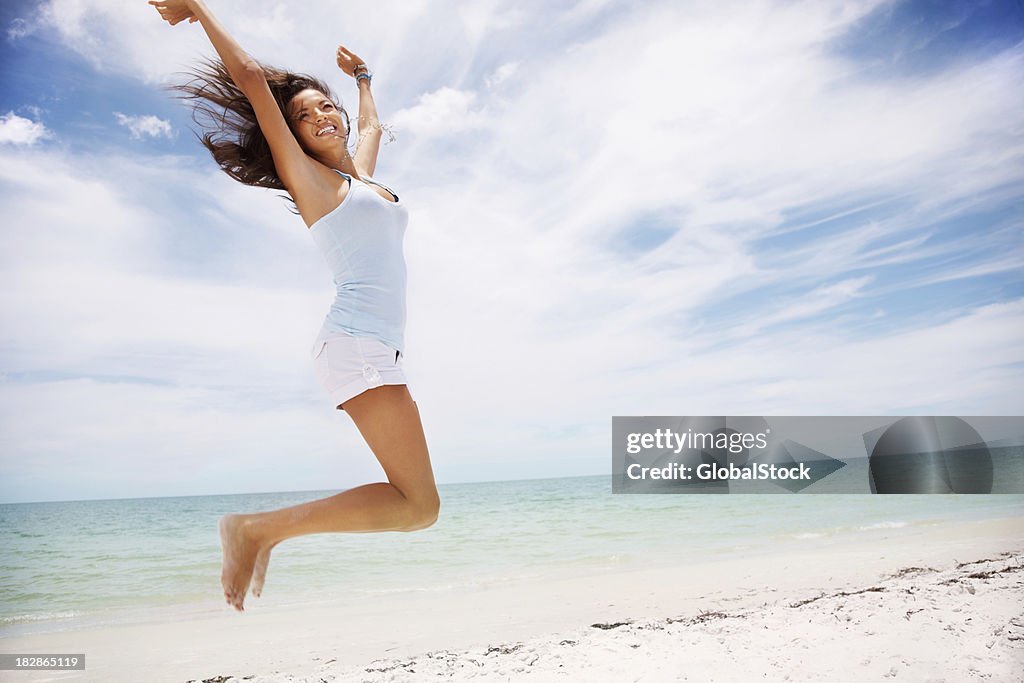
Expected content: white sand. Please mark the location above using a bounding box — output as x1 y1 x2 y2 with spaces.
3 516 1022 682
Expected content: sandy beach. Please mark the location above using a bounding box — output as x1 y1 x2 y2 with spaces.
1 515 1020 682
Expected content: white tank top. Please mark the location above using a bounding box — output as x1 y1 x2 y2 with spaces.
308 170 409 355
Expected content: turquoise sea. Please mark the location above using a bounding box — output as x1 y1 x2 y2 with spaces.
1 475 1022 637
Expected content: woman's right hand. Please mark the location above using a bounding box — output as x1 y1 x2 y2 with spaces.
336 45 368 79
148 0 199 26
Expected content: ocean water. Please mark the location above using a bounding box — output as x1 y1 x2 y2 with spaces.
1 475 1021 636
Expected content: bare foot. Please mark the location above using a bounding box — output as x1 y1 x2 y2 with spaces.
250 540 281 598
218 514 263 611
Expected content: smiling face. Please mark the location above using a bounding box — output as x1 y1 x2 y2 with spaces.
287 88 348 155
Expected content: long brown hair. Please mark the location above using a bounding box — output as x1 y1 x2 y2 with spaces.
164 55 349 214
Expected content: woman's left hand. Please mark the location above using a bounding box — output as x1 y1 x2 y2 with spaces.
336 45 368 79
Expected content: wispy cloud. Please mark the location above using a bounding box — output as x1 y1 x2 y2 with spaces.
484 61 520 89
6 16 38 41
113 112 173 140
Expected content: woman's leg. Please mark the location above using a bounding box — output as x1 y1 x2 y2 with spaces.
219 384 440 611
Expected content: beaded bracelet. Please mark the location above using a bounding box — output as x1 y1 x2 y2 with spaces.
355 72 372 85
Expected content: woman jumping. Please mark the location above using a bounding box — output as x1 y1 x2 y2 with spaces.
149 0 441 612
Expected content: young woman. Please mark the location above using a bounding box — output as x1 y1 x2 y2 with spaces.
149 0 440 612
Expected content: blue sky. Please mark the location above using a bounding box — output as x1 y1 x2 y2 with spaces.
1 0 1022 504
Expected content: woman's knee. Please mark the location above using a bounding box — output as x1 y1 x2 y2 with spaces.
401 489 440 531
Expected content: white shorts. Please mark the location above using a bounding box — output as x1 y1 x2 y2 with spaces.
311 331 410 411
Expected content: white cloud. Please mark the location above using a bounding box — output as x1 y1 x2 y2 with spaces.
113 112 174 140
233 2 295 43
0 146 349 502
485 61 520 89
0 111 51 145
389 87 489 139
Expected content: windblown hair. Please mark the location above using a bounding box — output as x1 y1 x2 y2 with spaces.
165 55 350 214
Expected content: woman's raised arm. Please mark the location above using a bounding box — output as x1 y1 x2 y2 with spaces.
149 0 259 87
149 0 323 210
335 45 383 177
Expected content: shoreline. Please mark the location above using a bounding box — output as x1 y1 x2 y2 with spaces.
6 511 1019 638
1 516 1021 682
